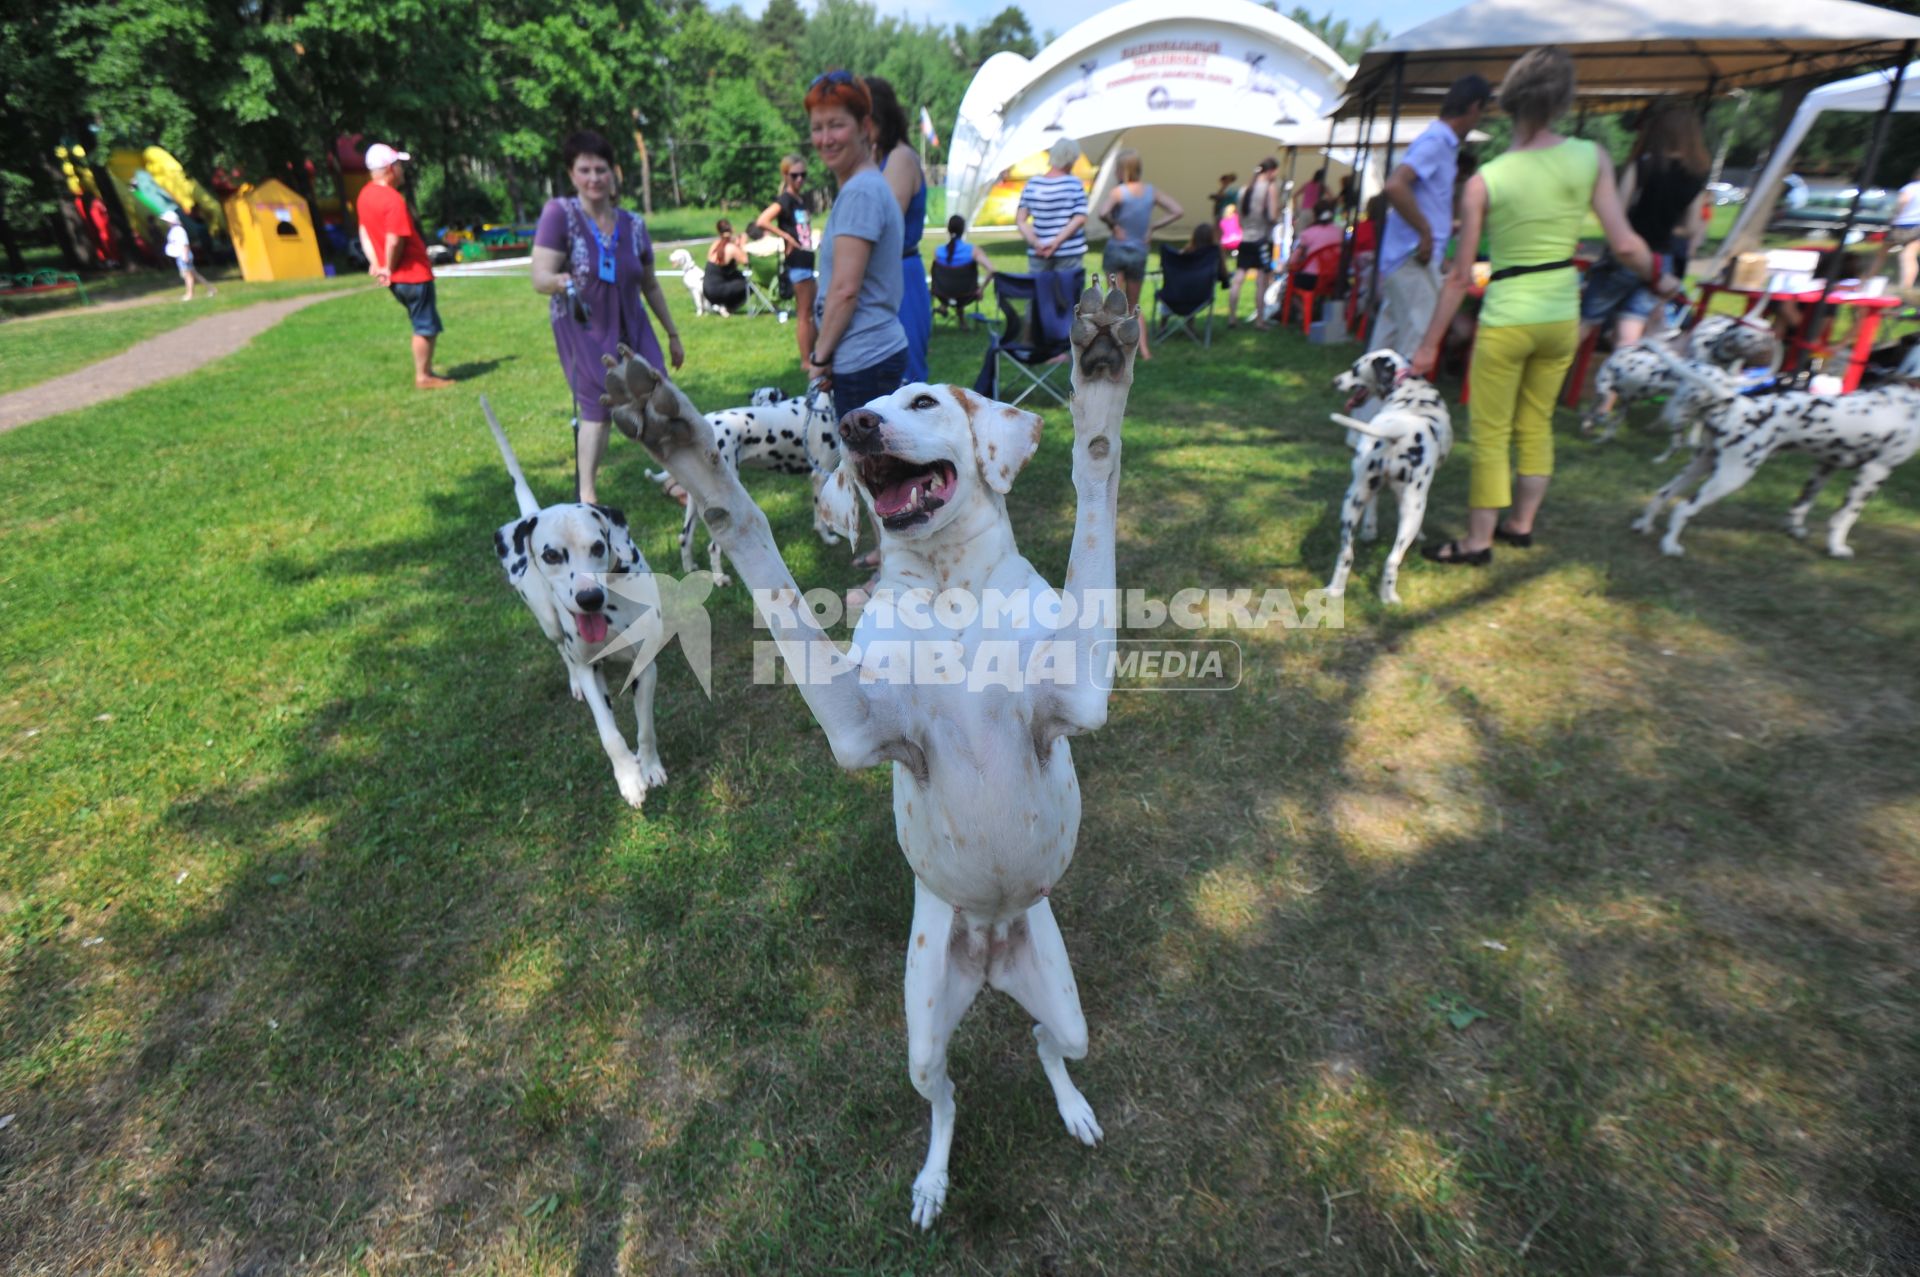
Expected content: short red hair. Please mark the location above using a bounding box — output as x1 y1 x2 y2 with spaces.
804 73 871 120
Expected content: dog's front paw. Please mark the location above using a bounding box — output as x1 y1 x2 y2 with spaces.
909 1170 948 1230
601 348 713 462
1630 515 1654 535
638 753 668 789
1056 1088 1103 1147
1828 542 1856 559
1378 583 1402 606
614 760 650 808
710 571 732 589
1786 520 1809 540
1660 538 1686 558
1070 286 1138 383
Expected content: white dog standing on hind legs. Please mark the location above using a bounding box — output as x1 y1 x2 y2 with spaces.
601 287 1138 1229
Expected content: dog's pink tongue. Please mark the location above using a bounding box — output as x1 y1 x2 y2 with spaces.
873 476 921 518
576 612 610 644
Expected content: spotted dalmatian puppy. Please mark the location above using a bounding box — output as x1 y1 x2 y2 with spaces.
1633 349 1920 558
1584 307 1780 459
1326 348 1454 604
485 397 667 808
648 386 846 585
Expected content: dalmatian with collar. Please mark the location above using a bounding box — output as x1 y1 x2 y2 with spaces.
647 386 847 585
1632 348 1920 558
601 287 1138 1230
1326 348 1454 604
1584 303 1779 459
485 397 667 808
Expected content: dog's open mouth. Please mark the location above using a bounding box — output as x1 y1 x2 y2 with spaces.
1344 386 1372 412
576 611 610 643
861 455 957 527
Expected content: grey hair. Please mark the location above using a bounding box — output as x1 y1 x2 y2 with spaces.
1047 137 1081 169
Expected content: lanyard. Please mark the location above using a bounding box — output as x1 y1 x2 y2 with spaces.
590 211 618 283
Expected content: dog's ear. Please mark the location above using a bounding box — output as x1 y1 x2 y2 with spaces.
815 457 863 551
950 385 1042 495
1371 352 1400 388
499 516 537 579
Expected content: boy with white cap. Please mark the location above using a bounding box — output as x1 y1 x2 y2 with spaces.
356 142 453 388
162 210 215 302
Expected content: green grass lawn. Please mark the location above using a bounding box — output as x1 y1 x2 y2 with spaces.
2 254 1918 1274
0 275 362 397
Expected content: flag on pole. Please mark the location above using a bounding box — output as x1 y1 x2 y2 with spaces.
919 106 941 150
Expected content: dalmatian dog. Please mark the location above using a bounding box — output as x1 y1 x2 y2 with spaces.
483 398 668 807
669 248 723 318
1583 302 1779 459
1326 349 1454 604
645 386 848 585
1632 349 1920 558
601 287 1138 1230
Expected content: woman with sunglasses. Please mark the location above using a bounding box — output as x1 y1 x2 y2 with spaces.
531 129 683 503
754 154 819 362
802 71 907 421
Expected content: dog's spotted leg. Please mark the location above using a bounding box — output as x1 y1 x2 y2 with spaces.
1040 288 1136 741
1634 449 1712 535
1825 461 1891 558
986 896 1101 1149
904 878 987 1229
578 663 650 807
1379 482 1429 606
629 659 667 789
1360 492 1380 542
602 348 921 775
707 529 731 589
1786 463 1836 541
1326 459 1374 599
678 502 699 576
1662 453 1763 557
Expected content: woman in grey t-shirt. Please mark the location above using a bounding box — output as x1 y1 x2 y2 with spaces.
801 71 908 421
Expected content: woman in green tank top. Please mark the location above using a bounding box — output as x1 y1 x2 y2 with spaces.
1410 46 1679 565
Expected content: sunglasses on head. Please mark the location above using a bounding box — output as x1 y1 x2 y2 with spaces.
810 69 854 90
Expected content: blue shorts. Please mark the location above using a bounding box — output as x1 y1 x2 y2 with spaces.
787 265 816 285
831 347 909 421
1579 253 1679 326
389 280 444 337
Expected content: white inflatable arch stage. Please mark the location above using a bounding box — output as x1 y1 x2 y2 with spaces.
947 0 1361 242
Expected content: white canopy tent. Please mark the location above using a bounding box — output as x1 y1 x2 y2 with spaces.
1716 63 1920 264
946 0 1364 242
1340 0 1920 112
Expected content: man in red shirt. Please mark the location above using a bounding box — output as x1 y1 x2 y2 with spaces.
356 143 453 388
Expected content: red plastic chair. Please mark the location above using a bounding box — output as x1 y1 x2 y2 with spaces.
1280 244 1344 336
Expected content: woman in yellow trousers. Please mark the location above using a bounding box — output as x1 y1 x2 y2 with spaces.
1411 46 1680 565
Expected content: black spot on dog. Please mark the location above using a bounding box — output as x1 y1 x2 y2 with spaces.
494 529 509 559
591 503 628 527
511 517 538 556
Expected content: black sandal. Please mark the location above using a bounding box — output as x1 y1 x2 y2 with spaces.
1421 539 1492 566
1493 523 1533 548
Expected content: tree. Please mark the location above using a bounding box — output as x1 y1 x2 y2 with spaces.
760 0 806 51
1279 6 1388 64
964 6 1038 63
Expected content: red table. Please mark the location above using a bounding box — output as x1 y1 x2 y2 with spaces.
1690 283 1902 393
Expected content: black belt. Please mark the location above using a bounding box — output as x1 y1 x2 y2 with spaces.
1487 258 1574 283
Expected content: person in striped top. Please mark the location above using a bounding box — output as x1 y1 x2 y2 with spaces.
1016 138 1089 276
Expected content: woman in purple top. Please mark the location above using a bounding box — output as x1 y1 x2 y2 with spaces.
531 130 683 503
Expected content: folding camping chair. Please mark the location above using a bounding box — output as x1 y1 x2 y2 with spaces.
743 236 788 319
931 257 985 327
1153 244 1220 346
974 268 1084 407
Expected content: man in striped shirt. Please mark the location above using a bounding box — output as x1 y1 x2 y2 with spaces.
1016 138 1089 276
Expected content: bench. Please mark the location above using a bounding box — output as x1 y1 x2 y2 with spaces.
0 270 92 305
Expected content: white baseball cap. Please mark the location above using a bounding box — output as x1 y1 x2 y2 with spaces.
364 142 411 170
161 210 181 225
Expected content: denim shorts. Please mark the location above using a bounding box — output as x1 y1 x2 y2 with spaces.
1102 239 1149 283
831 346 910 420
787 265 816 285
1579 252 1682 326
389 280 444 337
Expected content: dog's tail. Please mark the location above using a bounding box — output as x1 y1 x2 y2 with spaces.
1332 411 1416 442
481 394 542 518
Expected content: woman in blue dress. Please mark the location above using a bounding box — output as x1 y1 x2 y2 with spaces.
865 76 931 385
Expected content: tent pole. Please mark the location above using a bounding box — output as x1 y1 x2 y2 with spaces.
1789 42 1914 381
1339 96 1376 300
1367 54 1406 341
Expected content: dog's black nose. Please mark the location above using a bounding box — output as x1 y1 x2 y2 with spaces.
839 408 884 454
576 587 605 612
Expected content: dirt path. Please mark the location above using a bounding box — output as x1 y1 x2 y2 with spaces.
0 291 350 433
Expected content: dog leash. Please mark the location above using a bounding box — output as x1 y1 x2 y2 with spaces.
802 379 836 476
